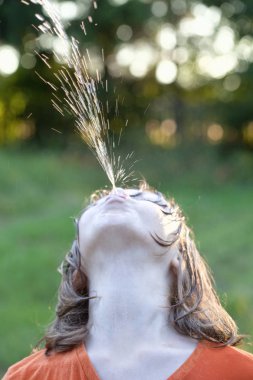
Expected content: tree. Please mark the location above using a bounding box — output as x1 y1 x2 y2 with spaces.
0 0 253 148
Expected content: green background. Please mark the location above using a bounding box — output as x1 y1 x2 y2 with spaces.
0 0 253 375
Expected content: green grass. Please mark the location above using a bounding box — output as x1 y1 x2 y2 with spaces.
0 146 253 374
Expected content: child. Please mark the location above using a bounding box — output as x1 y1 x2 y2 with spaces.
4 185 253 379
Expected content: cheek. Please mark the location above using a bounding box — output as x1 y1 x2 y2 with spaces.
162 219 181 237
78 210 98 246
136 202 163 227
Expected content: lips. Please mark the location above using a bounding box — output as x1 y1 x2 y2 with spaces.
105 195 127 204
98 195 130 215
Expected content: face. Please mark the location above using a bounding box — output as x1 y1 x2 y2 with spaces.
78 188 180 264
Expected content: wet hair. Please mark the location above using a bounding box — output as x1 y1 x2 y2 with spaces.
43 182 243 354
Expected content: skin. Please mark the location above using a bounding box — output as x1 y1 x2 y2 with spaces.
78 188 197 380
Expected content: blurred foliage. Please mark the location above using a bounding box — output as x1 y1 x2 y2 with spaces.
0 0 253 149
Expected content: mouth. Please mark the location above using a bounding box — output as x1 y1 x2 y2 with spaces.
104 195 128 205
99 196 130 216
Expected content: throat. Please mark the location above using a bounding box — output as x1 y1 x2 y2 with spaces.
85 262 175 355
81 247 199 380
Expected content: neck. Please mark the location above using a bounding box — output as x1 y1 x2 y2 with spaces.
84 245 187 355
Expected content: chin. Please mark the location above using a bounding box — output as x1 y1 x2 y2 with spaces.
94 212 141 238
88 203 139 231
79 213 147 256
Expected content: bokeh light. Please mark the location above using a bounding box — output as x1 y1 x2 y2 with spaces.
151 1 168 18
223 74 241 92
179 4 221 37
171 0 187 16
213 26 235 54
109 0 129 6
156 24 177 50
0 45 20 76
156 60 177 84
236 36 253 62
42 1 89 21
116 44 134 66
116 25 133 42
172 47 189 64
20 53 36 69
52 38 71 62
207 123 224 142
197 52 238 79
116 41 157 78
243 122 253 145
146 119 177 147
59 1 79 20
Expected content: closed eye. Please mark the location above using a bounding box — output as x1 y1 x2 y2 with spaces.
129 193 172 215
129 191 142 198
160 207 173 215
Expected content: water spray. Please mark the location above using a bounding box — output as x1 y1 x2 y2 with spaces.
24 0 136 189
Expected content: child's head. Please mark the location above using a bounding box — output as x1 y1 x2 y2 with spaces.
77 186 181 276
45 183 242 354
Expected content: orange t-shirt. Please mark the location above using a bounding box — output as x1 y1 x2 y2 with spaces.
3 341 253 380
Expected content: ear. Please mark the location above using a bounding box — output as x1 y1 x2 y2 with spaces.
169 248 180 276
72 269 87 292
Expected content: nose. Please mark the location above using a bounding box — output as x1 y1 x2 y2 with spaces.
110 187 128 198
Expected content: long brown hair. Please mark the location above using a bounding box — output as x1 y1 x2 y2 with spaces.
44 186 243 354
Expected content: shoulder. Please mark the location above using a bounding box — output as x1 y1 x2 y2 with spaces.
198 342 253 379
2 345 84 380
